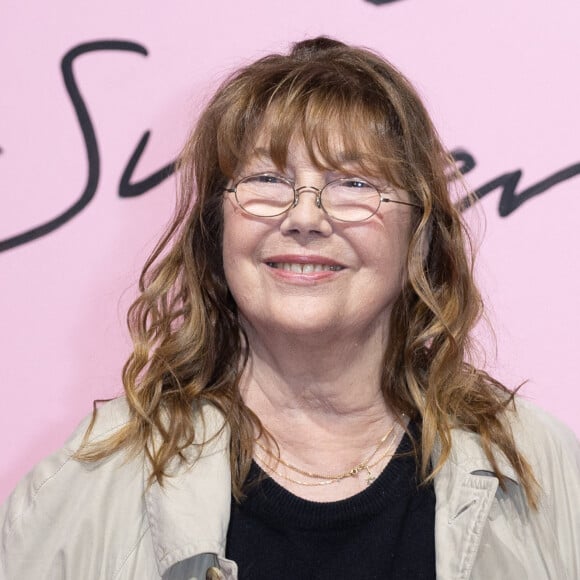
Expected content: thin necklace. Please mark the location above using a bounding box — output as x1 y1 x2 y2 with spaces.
254 420 402 487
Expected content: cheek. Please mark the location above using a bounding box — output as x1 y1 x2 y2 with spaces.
221 223 235 270
221 207 264 296
356 216 412 267
221 209 242 288
222 202 247 261
366 224 413 293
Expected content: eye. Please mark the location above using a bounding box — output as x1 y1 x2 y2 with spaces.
339 177 374 189
244 173 288 185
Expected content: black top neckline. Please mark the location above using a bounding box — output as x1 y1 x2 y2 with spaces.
244 423 419 530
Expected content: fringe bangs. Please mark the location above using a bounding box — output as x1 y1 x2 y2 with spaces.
214 62 407 190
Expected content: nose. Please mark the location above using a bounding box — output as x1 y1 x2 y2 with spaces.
280 185 332 236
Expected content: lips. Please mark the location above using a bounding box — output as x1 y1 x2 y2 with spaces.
264 254 345 274
266 262 343 273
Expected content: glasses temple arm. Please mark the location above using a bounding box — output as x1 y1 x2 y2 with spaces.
380 197 422 209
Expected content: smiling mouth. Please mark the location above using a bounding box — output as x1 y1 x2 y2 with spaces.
266 262 344 273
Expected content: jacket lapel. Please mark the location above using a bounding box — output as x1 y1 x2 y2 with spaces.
433 428 520 580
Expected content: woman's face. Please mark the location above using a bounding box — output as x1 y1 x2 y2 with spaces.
221 135 416 345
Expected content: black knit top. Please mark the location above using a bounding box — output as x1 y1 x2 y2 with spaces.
226 424 436 579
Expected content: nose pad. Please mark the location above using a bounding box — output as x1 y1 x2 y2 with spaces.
282 186 331 235
295 186 323 210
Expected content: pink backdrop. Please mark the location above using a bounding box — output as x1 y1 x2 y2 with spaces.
1 0 579 501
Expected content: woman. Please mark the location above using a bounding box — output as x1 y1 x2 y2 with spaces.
1 37 578 580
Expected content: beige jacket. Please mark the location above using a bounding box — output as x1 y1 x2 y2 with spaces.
1 398 578 580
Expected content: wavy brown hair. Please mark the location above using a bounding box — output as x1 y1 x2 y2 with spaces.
79 37 537 506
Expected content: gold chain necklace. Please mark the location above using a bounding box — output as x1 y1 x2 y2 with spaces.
254 420 401 487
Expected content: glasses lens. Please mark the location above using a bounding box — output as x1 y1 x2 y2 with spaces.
322 179 381 222
235 174 295 217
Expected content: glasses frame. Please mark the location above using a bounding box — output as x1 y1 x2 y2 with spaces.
224 173 422 223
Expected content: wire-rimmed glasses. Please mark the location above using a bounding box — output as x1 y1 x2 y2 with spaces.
224 173 421 223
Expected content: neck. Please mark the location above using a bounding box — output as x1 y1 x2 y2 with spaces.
239 318 401 500
240 316 392 424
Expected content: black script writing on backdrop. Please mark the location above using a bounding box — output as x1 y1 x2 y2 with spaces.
0 39 578 254
119 131 174 198
0 40 175 253
453 150 580 216
365 0 405 4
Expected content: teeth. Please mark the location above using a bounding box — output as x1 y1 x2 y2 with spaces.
267 262 342 273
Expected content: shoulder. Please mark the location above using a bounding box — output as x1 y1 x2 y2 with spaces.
446 396 580 510
1 397 227 532
0 398 147 577
1 397 224 520
437 397 579 498
0 398 229 578
507 398 580 476
507 398 580 521
0 398 227 578
1 398 134 533
443 396 579 475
